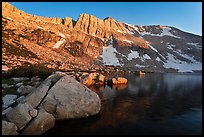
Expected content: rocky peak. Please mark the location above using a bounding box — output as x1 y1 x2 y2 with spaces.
2 2 66 25
73 13 128 39
2 2 27 18
63 17 74 28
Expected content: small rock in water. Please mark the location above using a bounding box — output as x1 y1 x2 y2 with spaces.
31 76 41 82
11 77 30 83
15 82 23 88
2 84 14 88
7 85 15 88
108 77 128 85
17 85 36 95
2 84 9 88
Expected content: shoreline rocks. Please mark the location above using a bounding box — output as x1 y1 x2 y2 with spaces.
2 120 18 135
80 72 105 87
108 77 128 85
41 75 101 120
2 71 101 135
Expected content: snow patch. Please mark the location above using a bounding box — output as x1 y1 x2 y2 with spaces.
5 17 13 21
53 39 66 48
163 53 202 72
125 23 140 34
156 57 162 62
140 27 180 38
101 36 120 66
167 44 176 50
117 29 123 33
127 50 140 60
58 33 65 38
186 42 202 49
101 46 120 66
143 54 151 60
148 44 158 53
127 50 151 61
123 39 133 44
173 49 199 64
149 44 165 60
37 26 44 30
135 64 146 68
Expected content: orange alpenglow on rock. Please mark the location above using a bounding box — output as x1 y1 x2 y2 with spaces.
111 77 128 84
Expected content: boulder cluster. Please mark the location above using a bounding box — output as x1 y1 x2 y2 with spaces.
2 72 101 135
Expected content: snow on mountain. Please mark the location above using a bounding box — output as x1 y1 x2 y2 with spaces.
101 36 121 66
163 53 202 72
58 33 66 38
123 39 133 44
127 50 140 60
100 22 202 73
140 27 180 38
186 42 202 49
53 39 66 48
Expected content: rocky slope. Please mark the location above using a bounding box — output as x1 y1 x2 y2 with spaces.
2 2 202 73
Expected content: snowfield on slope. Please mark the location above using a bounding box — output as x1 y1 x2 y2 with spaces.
101 36 121 66
163 53 202 72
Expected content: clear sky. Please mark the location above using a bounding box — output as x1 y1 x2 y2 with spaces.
9 2 202 36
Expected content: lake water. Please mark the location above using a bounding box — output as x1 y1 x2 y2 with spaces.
44 73 202 135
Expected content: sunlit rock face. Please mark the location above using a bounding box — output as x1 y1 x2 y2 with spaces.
2 2 202 72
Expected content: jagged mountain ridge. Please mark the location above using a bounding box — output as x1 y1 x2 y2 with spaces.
2 2 202 72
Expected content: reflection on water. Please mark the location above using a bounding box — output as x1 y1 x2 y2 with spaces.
44 73 202 135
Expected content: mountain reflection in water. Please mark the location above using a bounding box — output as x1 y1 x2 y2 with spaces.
44 73 202 135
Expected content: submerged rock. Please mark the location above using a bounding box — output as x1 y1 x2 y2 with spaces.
108 77 128 85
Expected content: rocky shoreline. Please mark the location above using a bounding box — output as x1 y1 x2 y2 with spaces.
2 63 202 135
2 67 130 135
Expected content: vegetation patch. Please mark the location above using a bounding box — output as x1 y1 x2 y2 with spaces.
3 63 57 79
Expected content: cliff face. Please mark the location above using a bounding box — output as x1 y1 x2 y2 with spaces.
73 14 127 39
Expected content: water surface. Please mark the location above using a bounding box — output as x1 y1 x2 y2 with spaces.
45 73 202 135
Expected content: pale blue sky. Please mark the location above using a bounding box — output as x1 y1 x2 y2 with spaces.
9 2 202 36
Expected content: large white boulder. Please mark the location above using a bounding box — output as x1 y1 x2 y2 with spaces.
41 75 101 120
